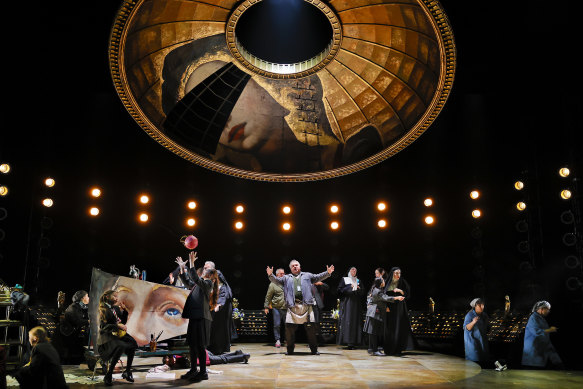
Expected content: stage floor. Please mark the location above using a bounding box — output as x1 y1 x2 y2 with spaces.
8 343 583 388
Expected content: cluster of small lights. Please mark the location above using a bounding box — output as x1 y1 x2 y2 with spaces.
42 177 56 207
0 164 10 196
138 193 151 223
89 187 102 217
376 201 389 229
328 204 340 231
186 200 197 228
559 167 572 200
234 204 244 230
281 205 293 232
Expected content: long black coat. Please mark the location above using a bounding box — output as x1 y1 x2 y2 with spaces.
383 276 415 355
209 284 232 354
13 342 68 389
336 277 364 345
179 268 213 321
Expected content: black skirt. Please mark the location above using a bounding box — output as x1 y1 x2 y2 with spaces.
187 318 211 348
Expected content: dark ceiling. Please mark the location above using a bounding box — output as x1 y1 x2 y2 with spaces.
2 0 583 367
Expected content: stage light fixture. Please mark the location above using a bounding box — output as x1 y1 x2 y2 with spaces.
560 190 572 200
377 219 387 228
235 205 244 213
282 205 292 214
514 181 524 190
186 218 196 227
0 163 10 173
517 241 530 253
565 255 580 270
330 221 339 230
330 204 339 213
187 201 197 209
424 216 435 225
470 190 480 199
91 188 101 198
89 207 100 216
377 202 387 211
472 209 482 218
559 167 570 178
560 210 575 225
42 198 53 207
516 202 526 211
0 186 7 196
140 195 150 204
235 221 244 230
424 198 433 207
282 222 291 231
562 233 576 246
45 178 55 187
565 276 583 292
139 213 149 223
515 220 528 233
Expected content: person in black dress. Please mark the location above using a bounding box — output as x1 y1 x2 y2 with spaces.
205 261 234 355
383 267 415 355
336 267 364 349
11 326 68 389
97 290 138 386
176 251 218 383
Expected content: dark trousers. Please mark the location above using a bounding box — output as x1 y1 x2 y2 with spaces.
208 351 247 364
187 318 207 374
106 334 137 374
285 322 318 353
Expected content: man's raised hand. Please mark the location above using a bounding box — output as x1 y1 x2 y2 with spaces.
327 264 335 274
266 266 274 276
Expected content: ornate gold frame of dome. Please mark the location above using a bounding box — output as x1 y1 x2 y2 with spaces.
225 0 343 79
109 0 456 182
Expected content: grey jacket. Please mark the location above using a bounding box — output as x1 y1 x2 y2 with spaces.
268 271 330 308
366 288 397 321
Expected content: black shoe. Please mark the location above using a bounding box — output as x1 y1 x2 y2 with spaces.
180 369 197 380
190 372 209 382
285 351 294 355
104 373 113 386
311 351 320 355
243 353 251 363
122 370 134 382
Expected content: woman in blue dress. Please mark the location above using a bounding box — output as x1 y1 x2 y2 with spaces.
463 298 490 366
522 301 563 369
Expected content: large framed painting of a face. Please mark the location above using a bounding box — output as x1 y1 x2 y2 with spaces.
110 0 456 181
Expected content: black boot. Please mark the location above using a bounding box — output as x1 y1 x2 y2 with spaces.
104 372 113 386
122 369 134 382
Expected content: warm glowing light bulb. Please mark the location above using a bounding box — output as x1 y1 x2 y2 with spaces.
235 205 244 213
282 206 291 214
424 216 435 225
140 195 149 204
470 190 480 199
42 198 54 207
0 164 10 174
561 190 572 200
472 209 482 218
330 221 339 230
516 202 526 211
89 207 100 216
424 198 433 207
377 202 387 211
514 181 524 190
45 178 55 187
378 219 387 228
282 222 291 231
187 201 197 209
139 213 149 222
235 221 244 230
330 205 339 213
186 218 196 227
559 167 570 178
0 186 8 196
91 188 101 198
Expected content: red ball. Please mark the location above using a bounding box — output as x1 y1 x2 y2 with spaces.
184 235 198 250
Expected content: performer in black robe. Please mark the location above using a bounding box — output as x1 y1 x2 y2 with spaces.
383 267 415 355
336 267 364 349
208 276 233 354
12 326 68 389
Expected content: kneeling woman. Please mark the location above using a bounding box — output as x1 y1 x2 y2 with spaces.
97 290 138 386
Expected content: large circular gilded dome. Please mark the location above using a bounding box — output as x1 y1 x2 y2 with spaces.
110 0 455 181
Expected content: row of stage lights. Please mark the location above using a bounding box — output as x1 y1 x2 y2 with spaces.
0 163 575 230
